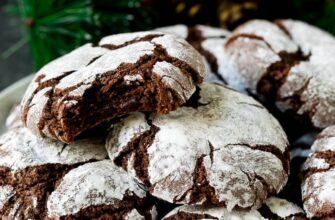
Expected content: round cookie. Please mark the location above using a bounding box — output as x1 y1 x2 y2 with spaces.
106 83 289 210
162 197 305 220
47 160 156 219
155 24 230 84
302 125 335 219
222 19 335 130
0 126 108 219
21 31 206 143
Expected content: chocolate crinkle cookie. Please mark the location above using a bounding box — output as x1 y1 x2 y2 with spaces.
47 160 156 219
0 126 106 219
221 19 335 130
162 197 306 220
302 125 335 219
155 24 230 84
21 31 206 143
107 83 290 211
0 126 155 219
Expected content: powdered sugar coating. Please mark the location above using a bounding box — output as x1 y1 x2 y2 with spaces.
155 24 230 85
202 37 256 92
280 19 335 55
302 125 335 218
162 204 265 220
233 19 297 53
224 22 288 93
304 157 329 170
265 197 304 218
152 34 205 78
107 83 289 210
25 87 51 136
276 21 335 128
99 31 160 46
153 61 195 102
195 24 230 38
47 160 148 218
154 24 188 39
302 169 335 218
56 41 155 93
5 105 22 129
21 31 205 142
0 185 14 210
0 127 107 171
224 19 335 128
162 196 303 219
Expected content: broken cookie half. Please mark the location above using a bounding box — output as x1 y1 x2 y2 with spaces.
21 31 206 143
107 83 290 211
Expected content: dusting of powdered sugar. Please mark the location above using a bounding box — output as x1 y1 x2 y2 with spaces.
265 197 304 218
280 19 335 55
153 61 195 102
0 127 107 172
233 19 297 53
204 145 286 210
273 20 335 128
163 197 303 219
202 38 250 92
5 105 22 129
154 25 188 39
152 35 206 78
303 157 329 170
25 87 52 136
47 160 147 218
107 113 151 159
20 45 109 109
162 204 265 220
123 74 143 84
277 47 335 128
224 35 282 94
302 125 335 218
99 31 161 46
40 44 109 83
56 41 155 94
302 168 335 218
0 185 15 210
195 24 230 38
21 31 205 142
107 83 289 210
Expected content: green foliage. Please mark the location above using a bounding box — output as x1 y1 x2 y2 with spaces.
7 0 91 69
5 0 334 70
316 0 335 35
6 0 154 70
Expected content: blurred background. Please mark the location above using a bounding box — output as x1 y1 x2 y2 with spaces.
0 0 334 91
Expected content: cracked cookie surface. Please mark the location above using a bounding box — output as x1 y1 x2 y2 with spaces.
106 83 289 210
222 19 335 129
302 125 335 219
0 125 107 219
21 31 206 143
0 125 156 219
162 197 306 220
47 160 156 220
155 24 230 84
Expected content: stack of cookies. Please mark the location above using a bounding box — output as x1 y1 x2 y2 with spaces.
0 19 334 220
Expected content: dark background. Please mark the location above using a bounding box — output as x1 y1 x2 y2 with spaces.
0 0 33 91
0 0 334 91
